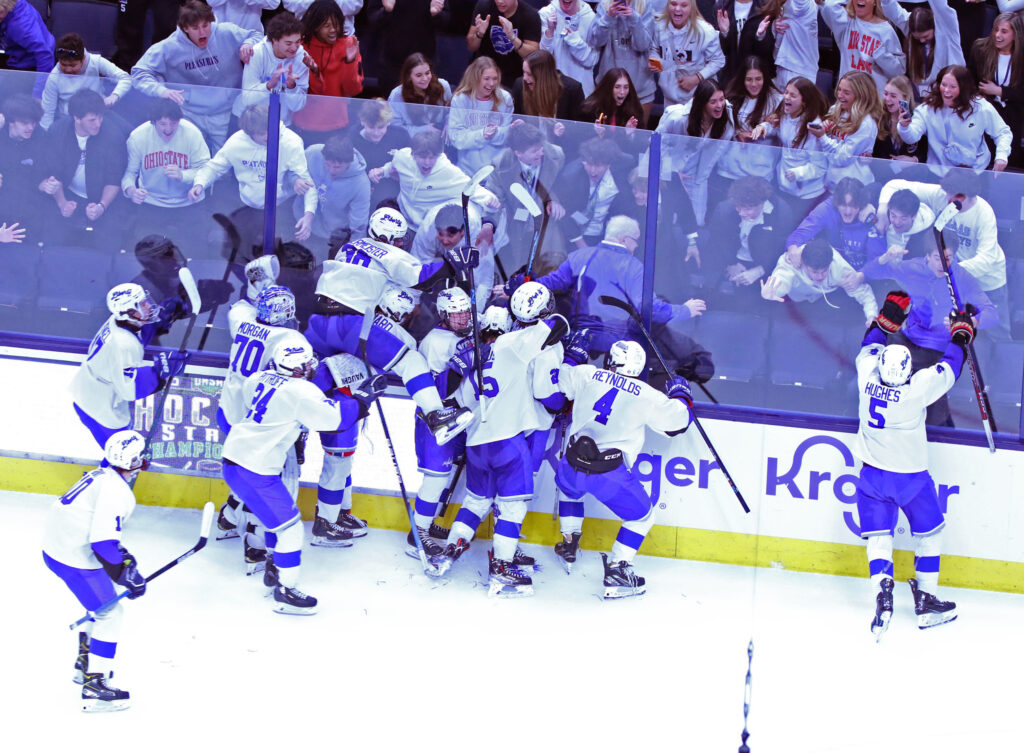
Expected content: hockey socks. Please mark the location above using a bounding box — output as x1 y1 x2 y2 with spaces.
866 535 895 588
414 473 449 530
558 499 585 536
609 508 657 564
318 450 355 519
913 531 943 595
492 498 528 562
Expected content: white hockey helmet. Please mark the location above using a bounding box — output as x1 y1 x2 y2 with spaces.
878 344 912 387
368 208 408 247
436 286 473 336
379 283 416 323
480 304 512 339
104 429 148 473
270 334 318 380
510 281 554 324
255 285 296 326
245 255 281 301
107 283 161 325
605 340 646 377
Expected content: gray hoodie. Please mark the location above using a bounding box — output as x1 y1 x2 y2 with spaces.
296 144 371 239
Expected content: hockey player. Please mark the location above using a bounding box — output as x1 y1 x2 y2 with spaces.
304 207 477 446
221 333 387 614
434 282 570 596
71 283 190 452
43 430 149 712
854 291 971 639
553 340 693 598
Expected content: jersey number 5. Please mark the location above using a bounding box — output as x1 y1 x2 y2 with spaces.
868 396 887 429
246 384 277 423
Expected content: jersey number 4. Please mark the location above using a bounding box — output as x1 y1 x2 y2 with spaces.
246 384 277 423
592 387 618 425
868 396 887 429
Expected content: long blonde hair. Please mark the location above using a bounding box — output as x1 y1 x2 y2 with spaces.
825 71 884 137
656 0 703 33
454 57 504 112
844 0 887 22
879 75 915 144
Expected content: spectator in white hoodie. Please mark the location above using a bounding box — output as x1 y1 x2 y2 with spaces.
648 0 725 106
42 34 131 130
812 70 883 189
771 0 818 88
208 0 281 33
539 0 599 97
820 0 905 96
235 11 310 125
881 0 962 96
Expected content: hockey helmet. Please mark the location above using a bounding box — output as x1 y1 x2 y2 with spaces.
107 283 162 325
605 340 646 377
104 430 148 474
480 304 512 340
436 287 473 336
379 283 416 323
255 285 296 327
368 208 408 247
270 334 318 380
510 281 554 324
878 344 912 387
245 255 281 302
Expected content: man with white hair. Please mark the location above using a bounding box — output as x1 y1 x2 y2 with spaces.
503 215 706 353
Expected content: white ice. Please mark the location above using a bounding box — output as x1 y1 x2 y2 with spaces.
5 489 1022 752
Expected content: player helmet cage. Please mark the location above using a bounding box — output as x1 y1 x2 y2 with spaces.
480 304 512 339
271 336 318 380
104 430 149 475
255 285 297 326
605 340 646 377
437 287 473 335
510 281 554 324
878 344 912 387
368 208 408 247
107 283 162 325
379 284 416 323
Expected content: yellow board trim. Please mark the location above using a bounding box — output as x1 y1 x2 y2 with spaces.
5 457 1020 594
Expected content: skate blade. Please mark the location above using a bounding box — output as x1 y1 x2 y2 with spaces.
557 557 574 574
310 536 354 548
425 555 452 578
341 528 368 538
73 670 86 685
82 698 130 713
273 603 318 616
488 582 535 598
871 611 892 642
918 610 958 629
433 413 476 446
216 528 241 541
604 585 647 600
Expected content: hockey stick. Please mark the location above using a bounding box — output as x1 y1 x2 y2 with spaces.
70 502 214 630
462 165 494 422
197 212 244 352
738 639 754 752
512 181 546 282
599 294 750 513
438 460 465 519
933 201 997 452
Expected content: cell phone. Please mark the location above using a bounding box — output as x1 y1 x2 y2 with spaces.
899 99 910 116
808 119 824 132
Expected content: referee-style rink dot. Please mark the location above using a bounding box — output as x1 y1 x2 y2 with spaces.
6 490 1021 752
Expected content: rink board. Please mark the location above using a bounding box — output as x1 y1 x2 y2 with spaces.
1 356 1022 593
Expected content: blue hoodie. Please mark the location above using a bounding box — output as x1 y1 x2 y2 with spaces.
0 1 55 97
786 197 886 272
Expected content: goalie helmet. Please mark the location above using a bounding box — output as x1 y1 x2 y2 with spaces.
436 287 473 336
510 281 553 324
368 208 408 247
878 344 912 387
322 353 368 393
104 430 148 474
245 255 281 301
480 304 512 339
107 282 161 325
270 334 318 380
255 285 296 326
605 340 646 377
379 283 416 323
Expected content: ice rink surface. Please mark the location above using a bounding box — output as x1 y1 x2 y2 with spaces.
5 489 1022 752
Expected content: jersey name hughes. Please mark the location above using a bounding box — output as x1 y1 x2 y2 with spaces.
864 381 902 402
143 150 191 170
591 369 642 396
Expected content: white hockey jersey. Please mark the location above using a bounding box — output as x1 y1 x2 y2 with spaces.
419 327 461 375
315 238 434 316
219 314 297 427
557 364 690 467
70 317 148 429
221 370 353 475
42 467 136 569
372 312 417 350
852 341 956 473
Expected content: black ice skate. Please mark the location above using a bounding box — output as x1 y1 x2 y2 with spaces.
428 521 450 540
488 551 534 598
244 541 267 576
871 578 894 642
425 406 475 446
311 515 355 548
602 553 646 599
263 553 280 588
489 546 538 572
554 532 582 574
405 527 450 576
908 578 958 629
81 672 130 713
431 537 471 576
272 585 318 616
216 496 241 540
73 632 89 684
335 510 368 538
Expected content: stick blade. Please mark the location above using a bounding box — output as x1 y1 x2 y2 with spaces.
196 501 215 549
509 182 542 217
464 164 495 196
178 267 202 314
598 294 637 318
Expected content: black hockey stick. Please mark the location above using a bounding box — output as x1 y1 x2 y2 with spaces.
599 294 750 513
933 201 997 452
462 165 494 422
197 212 244 352
738 639 754 752
70 502 214 630
438 460 465 518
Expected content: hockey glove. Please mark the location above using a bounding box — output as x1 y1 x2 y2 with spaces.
447 338 477 378
504 272 526 297
875 290 912 334
159 296 190 322
351 373 389 418
156 351 189 385
950 311 975 348
106 548 146 599
294 429 309 466
443 243 480 283
665 375 693 405
562 328 591 366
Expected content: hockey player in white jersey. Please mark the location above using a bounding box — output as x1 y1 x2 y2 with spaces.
71 283 190 453
853 291 971 639
434 282 571 596
553 340 693 598
43 431 149 712
221 334 387 614
304 208 477 446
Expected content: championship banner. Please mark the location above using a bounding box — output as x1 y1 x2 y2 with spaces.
131 376 226 476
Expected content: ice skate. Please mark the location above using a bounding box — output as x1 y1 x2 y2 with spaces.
406 528 452 577
73 632 89 684
310 515 355 548
870 578 894 642
263 553 280 589
488 551 534 598
425 406 475 446
244 541 267 575
602 553 646 599
554 532 582 574
490 546 538 572
216 497 241 540
428 521 450 540
335 510 368 538
272 585 318 615
432 537 471 575
909 578 958 629
81 672 130 713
